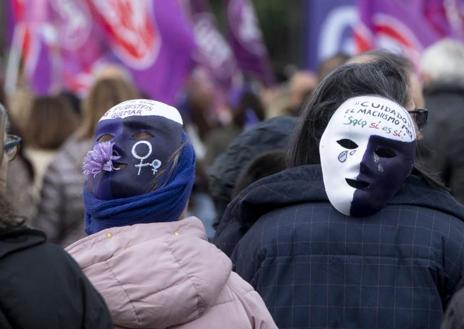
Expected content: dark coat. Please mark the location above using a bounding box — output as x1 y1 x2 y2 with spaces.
0 226 112 329
420 82 464 204
216 165 464 329
207 116 297 225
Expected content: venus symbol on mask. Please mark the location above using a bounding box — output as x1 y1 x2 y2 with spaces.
131 141 162 175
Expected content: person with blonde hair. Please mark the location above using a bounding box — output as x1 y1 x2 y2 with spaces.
33 77 139 246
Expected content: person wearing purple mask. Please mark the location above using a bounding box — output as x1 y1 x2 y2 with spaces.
66 99 277 329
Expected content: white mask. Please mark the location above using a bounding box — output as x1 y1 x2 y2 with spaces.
319 95 416 217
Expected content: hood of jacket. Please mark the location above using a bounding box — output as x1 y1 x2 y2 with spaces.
208 116 297 205
66 217 232 329
217 165 464 235
0 226 45 260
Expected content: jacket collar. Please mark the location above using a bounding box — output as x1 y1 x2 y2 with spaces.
219 165 464 232
0 226 46 259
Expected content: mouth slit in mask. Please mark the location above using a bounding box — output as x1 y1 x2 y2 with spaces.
345 178 369 190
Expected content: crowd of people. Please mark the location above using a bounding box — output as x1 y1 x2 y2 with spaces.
1 38 464 328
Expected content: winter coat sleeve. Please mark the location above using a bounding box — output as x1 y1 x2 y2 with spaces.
238 289 278 329
226 272 277 329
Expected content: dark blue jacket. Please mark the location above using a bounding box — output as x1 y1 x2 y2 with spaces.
216 165 464 329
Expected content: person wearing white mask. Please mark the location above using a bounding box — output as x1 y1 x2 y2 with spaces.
217 59 464 328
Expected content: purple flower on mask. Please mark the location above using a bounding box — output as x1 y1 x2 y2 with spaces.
83 141 121 177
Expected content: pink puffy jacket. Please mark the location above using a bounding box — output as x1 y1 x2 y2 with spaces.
66 217 277 329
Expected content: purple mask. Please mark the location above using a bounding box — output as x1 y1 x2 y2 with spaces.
84 99 184 200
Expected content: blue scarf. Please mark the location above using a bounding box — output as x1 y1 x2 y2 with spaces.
83 143 196 235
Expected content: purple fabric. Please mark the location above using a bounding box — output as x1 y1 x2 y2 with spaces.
225 0 274 85
7 0 196 104
357 0 464 62
83 141 121 177
49 0 107 94
85 0 196 105
305 0 356 70
187 0 241 92
5 0 16 51
304 0 464 69
17 0 54 95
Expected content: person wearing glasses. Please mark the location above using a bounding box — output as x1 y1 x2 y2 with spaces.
216 58 464 328
348 50 429 138
0 104 113 329
0 135 21 191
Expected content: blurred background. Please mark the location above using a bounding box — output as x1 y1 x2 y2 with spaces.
0 0 464 243
1 0 463 101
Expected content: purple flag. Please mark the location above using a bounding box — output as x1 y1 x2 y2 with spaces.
7 0 197 105
304 0 357 70
355 0 464 65
6 0 56 95
86 0 197 105
225 0 274 86
185 0 242 92
48 0 108 94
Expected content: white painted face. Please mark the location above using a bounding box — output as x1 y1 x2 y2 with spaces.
319 95 416 217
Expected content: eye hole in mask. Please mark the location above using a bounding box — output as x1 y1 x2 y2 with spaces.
97 134 113 143
337 139 358 149
375 147 396 158
133 131 153 140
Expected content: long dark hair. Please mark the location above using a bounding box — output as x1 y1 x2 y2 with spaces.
288 60 410 166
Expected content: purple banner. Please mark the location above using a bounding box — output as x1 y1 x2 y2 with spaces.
305 0 357 70
86 0 196 105
6 0 197 105
49 0 107 93
226 0 274 86
186 0 241 92
356 0 464 65
5 0 52 95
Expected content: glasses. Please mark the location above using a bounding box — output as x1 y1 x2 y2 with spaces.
4 135 21 161
408 108 428 131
